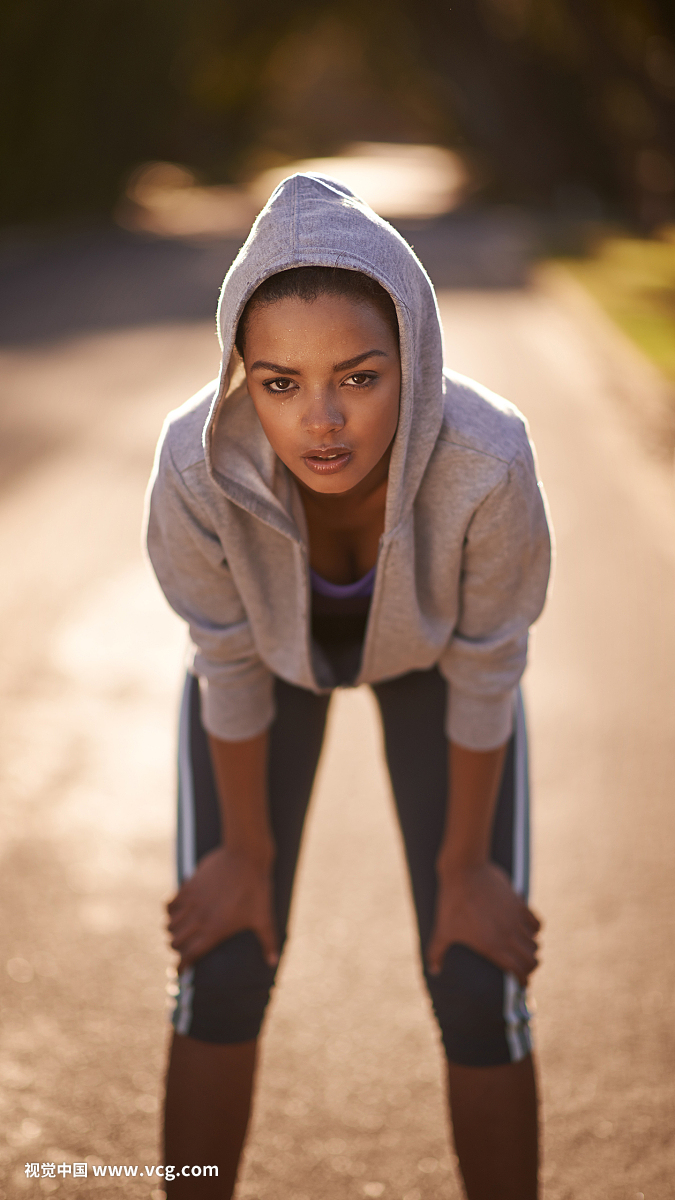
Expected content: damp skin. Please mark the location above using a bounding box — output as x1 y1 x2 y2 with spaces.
242 293 401 500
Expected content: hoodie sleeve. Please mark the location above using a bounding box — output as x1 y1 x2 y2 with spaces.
146 434 275 741
437 437 551 751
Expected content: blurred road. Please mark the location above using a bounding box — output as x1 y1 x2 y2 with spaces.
0 227 673 1200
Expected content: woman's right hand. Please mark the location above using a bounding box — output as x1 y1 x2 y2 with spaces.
167 845 278 975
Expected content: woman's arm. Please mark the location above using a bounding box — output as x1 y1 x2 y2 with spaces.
208 731 274 863
426 740 540 985
167 730 279 975
146 432 276 743
438 439 552 753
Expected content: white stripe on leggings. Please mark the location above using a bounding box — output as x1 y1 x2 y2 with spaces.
504 688 533 1062
174 673 196 1036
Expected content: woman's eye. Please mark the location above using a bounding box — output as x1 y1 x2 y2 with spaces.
264 378 295 393
345 373 375 388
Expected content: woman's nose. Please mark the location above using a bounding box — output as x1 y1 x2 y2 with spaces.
302 387 345 434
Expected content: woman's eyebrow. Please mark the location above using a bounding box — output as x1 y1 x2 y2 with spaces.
333 349 388 371
249 349 388 374
250 360 301 374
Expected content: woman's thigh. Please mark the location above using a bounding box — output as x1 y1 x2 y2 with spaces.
372 668 532 1067
173 672 330 1044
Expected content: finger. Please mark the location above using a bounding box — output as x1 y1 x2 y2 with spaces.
507 929 538 964
517 952 540 984
167 908 199 938
176 929 213 972
518 946 539 975
167 899 191 927
524 907 541 933
255 919 279 968
513 895 537 925
513 956 537 983
169 914 202 951
509 945 538 981
494 935 536 979
425 932 446 976
167 907 200 940
177 952 196 975
500 951 531 988
176 940 198 975
512 928 539 958
513 909 541 946
167 887 192 916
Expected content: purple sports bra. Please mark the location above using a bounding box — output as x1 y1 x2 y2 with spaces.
309 566 374 686
309 565 376 599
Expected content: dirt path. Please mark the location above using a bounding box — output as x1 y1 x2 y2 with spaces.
0 272 672 1199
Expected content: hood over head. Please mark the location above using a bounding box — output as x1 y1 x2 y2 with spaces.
206 172 445 533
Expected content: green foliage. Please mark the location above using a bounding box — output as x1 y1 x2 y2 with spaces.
563 234 675 380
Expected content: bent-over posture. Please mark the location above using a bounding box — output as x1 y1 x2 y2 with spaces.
146 172 552 1200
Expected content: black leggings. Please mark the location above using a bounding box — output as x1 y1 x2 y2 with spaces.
173 669 532 1067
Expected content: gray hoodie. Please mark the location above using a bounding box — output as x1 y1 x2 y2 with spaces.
146 173 551 751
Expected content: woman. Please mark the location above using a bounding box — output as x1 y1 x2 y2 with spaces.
146 172 551 1199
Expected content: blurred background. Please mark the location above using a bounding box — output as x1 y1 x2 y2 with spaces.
2 0 675 372
1 4 675 1200
2 0 675 228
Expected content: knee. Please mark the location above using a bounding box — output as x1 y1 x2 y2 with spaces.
174 931 277 1044
426 943 530 1067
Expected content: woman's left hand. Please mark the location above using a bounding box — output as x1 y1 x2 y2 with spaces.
426 861 541 986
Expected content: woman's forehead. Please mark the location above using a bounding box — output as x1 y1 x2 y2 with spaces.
245 293 396 342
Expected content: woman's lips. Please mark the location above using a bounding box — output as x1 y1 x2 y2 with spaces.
302 449 352 475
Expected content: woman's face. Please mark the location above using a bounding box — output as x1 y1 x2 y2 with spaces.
241 293 400 495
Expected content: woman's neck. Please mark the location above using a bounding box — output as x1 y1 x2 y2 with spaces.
296 443 391 527
295 445 391 583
